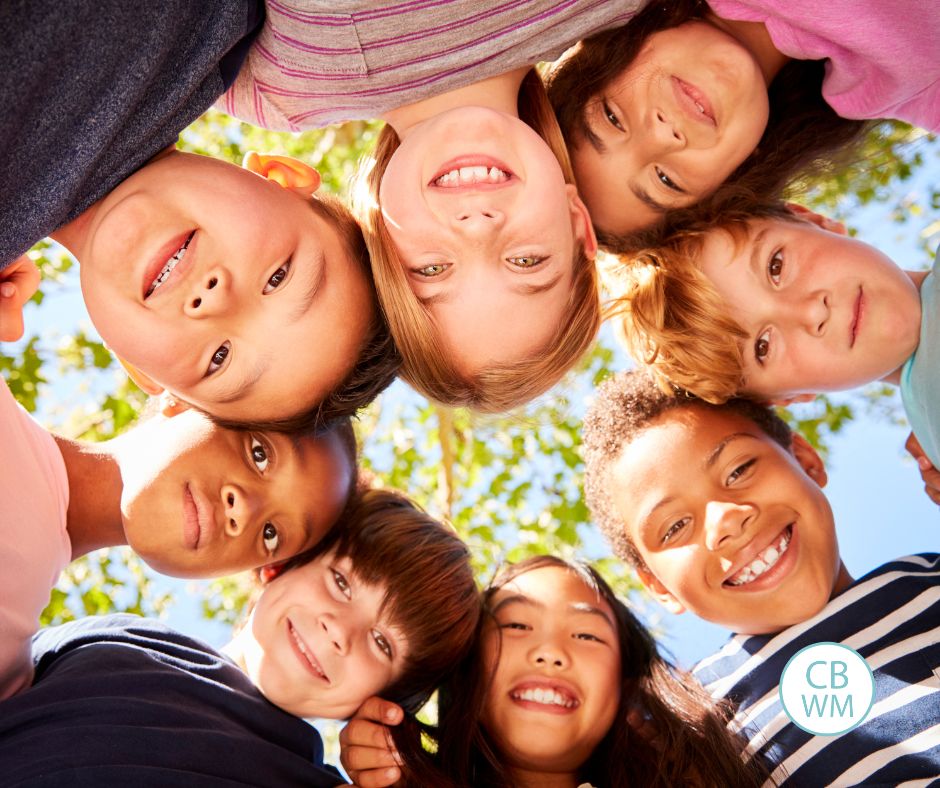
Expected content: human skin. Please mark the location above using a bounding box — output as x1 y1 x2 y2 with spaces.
606 406 853 635
698 218 925 400
380 70 596 376
55 402 353 578
50 151 373 423
227 551 409 719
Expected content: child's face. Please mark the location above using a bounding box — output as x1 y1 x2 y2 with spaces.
571 21 768 236
481 566 620 776
77 152 373 422
119 410 353 578
379 107 596 376
245 552 409 719
606 406 849 635
699 219 922 400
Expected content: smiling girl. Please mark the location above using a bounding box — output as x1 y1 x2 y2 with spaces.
547 0 935 245
341 556 766 788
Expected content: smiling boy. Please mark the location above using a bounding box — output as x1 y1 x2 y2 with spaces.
612 203 939 467
1 1 398 427
582 370 940 784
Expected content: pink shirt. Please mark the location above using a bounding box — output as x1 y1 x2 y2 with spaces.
708 0 939 131
0 379 70 699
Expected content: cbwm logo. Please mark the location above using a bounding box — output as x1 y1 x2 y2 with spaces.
779 642 875 735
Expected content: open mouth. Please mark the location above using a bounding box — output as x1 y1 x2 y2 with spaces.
288 620 329 683
849 287 863 348
428 156 516 191
672 77 716 126
509 682 580 712
182 484 202 550
725 525 793 587
145 230 195 299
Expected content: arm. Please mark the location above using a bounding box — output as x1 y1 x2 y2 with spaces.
339 696 404 788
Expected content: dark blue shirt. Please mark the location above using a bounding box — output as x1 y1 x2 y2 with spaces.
0 615 345 787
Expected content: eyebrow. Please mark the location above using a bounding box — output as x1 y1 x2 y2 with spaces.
417 271 563 307
630 184 669 215
214 362 264 404
705 432 757 469
286 249 326 323
748 228 769 281
492 594 616 631
583 125 607 155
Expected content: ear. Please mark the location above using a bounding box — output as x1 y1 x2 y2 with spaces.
243 151 321 196
566 183 599 261
158 390 191 418
116 356 164 396
790 432 828 488
784 202 848 236
635 565 686 615
769 392 817 407
260 562 286 584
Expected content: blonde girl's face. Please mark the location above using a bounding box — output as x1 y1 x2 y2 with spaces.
481 566 621 777
378 107 596 376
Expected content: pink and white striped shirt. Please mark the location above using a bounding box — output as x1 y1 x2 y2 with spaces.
216 0 644 130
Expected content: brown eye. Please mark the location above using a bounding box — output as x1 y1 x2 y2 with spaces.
755 332 771 362
768 249 784 283
206 342 230 376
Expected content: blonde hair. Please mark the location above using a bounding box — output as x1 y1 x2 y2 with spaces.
604 228 750 404
353 70 600 412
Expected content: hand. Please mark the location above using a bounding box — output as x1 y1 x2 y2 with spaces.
0 255 40 342
339 696 404 788
905 432 940 506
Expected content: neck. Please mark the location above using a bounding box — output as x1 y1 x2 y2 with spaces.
382 67 529 138
830 561 855 598
881 268 927 386
52 434 126 559
220 617 254 673
510 768 580 788
705 12 789 84
49 206 96 262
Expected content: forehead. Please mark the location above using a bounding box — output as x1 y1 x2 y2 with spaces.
492 567 614 622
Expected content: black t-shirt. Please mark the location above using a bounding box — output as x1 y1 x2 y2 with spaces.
0 615 345 787
0 0 263 267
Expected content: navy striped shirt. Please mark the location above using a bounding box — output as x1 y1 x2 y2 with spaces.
693 554 940 786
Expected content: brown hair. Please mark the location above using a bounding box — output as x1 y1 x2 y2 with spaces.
398 555 768 787
210 193 401 434
547 0 868 249
353 70 600 412
279 487 480 714
605 201 798 403
581 370 792 569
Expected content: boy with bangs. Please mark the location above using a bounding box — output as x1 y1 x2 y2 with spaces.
0 488 481 786
2 1 398 429
608 201 940 472
581 370 940 785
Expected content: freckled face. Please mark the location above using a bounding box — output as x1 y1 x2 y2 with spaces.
606 407 848 635
572 21 768 236
77 151 373 422
482 566 621 776
244 553 408 719
698 220 922 399
119 410 353 578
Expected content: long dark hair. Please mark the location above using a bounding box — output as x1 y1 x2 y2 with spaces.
547 0 868 251
397 555 768 787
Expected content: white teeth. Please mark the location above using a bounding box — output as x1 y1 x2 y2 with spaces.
147 233 193 297
511 687 578 708
727 528 792 587
695 101 705 113
433 166 510 187
288 622 327 681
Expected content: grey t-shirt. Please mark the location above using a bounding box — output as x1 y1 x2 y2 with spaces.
0 0 263 267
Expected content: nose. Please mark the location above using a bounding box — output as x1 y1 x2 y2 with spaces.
652 108 684 148
183 266 232 318
703 500 754 551
793 290 829 336
319 614 350 655
529 640 569 670
221 483 260 537
450 206 505 235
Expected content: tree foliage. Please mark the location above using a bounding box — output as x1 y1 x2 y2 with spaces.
2 110 935 630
